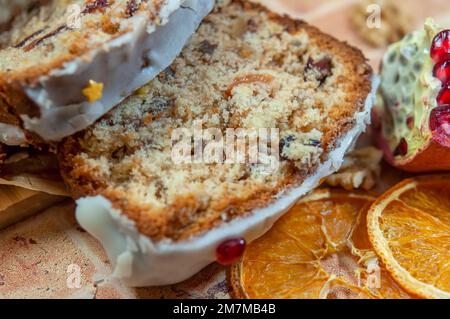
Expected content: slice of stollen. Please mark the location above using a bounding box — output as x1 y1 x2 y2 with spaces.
0 0 214 146
60 0 377 286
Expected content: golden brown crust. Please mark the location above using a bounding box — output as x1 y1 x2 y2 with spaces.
59 0 373 242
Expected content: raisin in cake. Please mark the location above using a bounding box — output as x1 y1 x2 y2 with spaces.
0 0 214 146
60 0 377 286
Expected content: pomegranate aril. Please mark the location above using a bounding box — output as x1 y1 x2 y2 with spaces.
216 238 246 265
394 138 408 157
431 30 450 63
433 60 450 84
430 105 450 130
437 82 450 106
430 105 450 147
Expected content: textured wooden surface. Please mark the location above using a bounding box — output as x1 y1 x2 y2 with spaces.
0 0 448 299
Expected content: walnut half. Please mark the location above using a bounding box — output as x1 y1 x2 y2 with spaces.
325 147 383 191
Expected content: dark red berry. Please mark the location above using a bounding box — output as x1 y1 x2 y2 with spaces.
393 138 408 157
433 60 450 84
216 238 246 265
430 105 450 147
437 82 450 106
431 30 450 63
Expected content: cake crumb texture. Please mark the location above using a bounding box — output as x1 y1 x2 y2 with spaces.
0 0 165 78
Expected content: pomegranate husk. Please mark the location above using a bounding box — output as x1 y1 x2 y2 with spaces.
375 127 450 172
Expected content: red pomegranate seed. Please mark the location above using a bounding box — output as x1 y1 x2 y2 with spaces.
437 82 450 106
393 138 408 157
430 105 450 147
433 60 450 84
216 238 246 265
431 30 450 63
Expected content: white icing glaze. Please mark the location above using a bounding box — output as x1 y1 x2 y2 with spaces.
0 123 26 146
76 76 380 287
17 0 215 142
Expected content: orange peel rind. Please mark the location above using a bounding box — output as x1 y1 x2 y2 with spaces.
367 174 450 299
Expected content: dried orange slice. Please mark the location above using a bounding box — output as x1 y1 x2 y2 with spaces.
367 175 450 299
229 189 411 299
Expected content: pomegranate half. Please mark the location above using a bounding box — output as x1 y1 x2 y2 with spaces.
374 19 450 172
